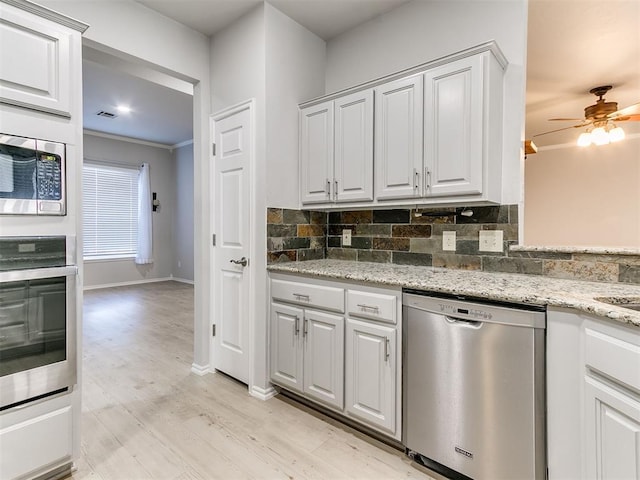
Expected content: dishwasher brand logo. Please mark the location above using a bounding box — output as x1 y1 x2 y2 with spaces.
455 446 474 459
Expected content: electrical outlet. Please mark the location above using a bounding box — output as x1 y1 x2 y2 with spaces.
442 231 456 251
479 230 503 252
342 229 352 247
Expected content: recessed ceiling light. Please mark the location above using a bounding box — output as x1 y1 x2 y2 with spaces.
116 105 131 114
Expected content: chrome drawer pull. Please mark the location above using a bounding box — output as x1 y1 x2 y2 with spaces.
357 303 380 313
293 293 310 300
384 336 390 361
294 316 300 336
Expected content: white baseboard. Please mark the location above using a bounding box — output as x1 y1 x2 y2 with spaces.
171 276 194 285
250 385 277 401
191 363 210 376
83 277 173 291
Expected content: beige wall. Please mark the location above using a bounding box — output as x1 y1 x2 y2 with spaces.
524 135 640 247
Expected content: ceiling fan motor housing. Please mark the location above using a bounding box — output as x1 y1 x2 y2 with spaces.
585 100 618 121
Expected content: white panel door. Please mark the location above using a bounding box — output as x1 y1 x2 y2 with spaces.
345 318 396 434
374 75 423 200
303 309 344 410
300 101 334 204
424 55 483 197
334 90 374 203
270 302 304 393
213 103 252 384
585 376 640 480
0 3 72 117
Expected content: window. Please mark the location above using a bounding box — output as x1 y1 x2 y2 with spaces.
83 162 138 258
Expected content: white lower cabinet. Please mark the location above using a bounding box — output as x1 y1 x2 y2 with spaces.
270 301 344 410
0 394 73 480
547 307 640 480
269 273 402 440
345 318 396 434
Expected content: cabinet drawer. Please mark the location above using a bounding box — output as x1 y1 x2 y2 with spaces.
271 279 344 313
585 327 640 391
347 290 397 324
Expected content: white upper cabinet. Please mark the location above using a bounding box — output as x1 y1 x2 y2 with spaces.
0 1 87 118
334 90 374 203
300 101 334 204
300 90 374 205
424 55 483 197
374 75 423 201
299 42 506 209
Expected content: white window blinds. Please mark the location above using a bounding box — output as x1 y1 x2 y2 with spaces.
83 162 139 258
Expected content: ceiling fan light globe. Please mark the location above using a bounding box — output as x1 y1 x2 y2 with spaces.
591 127 609 145
577 132 592 147
609 126 625 143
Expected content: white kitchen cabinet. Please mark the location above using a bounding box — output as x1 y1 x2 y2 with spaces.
270 302 304 393
547 307 640 480
374 75 424 201
300 90 373 205
345 318 396 435
0 393 73 480
300 101 334 204
0 1 87 118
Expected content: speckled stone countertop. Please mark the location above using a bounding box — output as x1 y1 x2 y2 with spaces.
510 245 640 256
267 259 640 328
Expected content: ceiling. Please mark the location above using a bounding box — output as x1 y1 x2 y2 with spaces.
526 0 640 148
82 0 640 149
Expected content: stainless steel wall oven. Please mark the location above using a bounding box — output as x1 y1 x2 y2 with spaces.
0 237 77 410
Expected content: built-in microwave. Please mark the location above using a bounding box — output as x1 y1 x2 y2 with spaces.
0 134 66 215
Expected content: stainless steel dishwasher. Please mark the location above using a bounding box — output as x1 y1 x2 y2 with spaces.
402 291 546 480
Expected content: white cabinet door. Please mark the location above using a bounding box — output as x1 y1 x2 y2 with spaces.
300 101 334 204
345 318 396 434
423 54 484 197
303 309 344 410
584 376 640 480
334 90 374 203
0 3 74 117
270 302 304 393
374 75 424 201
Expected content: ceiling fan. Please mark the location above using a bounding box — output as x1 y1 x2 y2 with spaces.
532 85 640 147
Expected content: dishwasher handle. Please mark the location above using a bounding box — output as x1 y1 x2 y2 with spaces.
445 316 483 328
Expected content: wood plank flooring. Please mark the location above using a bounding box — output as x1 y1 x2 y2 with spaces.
70 281 432 480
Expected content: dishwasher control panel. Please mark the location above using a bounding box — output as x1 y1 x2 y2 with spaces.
437 302 493 321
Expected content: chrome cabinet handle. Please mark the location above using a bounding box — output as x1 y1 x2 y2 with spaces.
326 179 331 197
334 179 338 200
357 303 380 313
229 257 248 267
413 168 419 190
293 293 310 301
425 168 431 191
294 315 300 336
384 337 390 361
303 317 308 337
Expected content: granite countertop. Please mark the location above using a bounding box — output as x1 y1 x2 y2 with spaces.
267 259 640 328
510 245 640 256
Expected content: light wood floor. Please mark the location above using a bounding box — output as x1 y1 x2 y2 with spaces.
70 281 432 480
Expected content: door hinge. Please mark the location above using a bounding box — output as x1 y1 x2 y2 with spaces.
212 234 216 246
212 324 216 337
212 143 216 156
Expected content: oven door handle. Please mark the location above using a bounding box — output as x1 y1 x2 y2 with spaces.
0 265 78 282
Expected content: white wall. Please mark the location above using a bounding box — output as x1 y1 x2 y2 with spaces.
82 134 175 287
173 143 195 282
324 0 528 206
265 4 326 209
524 136 640 247
38 0 211 369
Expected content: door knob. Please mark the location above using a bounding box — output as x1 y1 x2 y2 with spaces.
230 257 248 267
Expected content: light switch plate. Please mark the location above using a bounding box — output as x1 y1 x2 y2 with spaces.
479 230 503 252
342 229 352 247
442 231 456 251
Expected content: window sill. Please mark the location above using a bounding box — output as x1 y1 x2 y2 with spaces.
84 255 135 264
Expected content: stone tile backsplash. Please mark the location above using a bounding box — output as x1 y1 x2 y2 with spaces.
266 205 640 285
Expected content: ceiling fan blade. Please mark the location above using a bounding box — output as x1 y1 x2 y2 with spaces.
548 117 584 121
611 114 640 122
609 102 640 119
533 123 588 137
